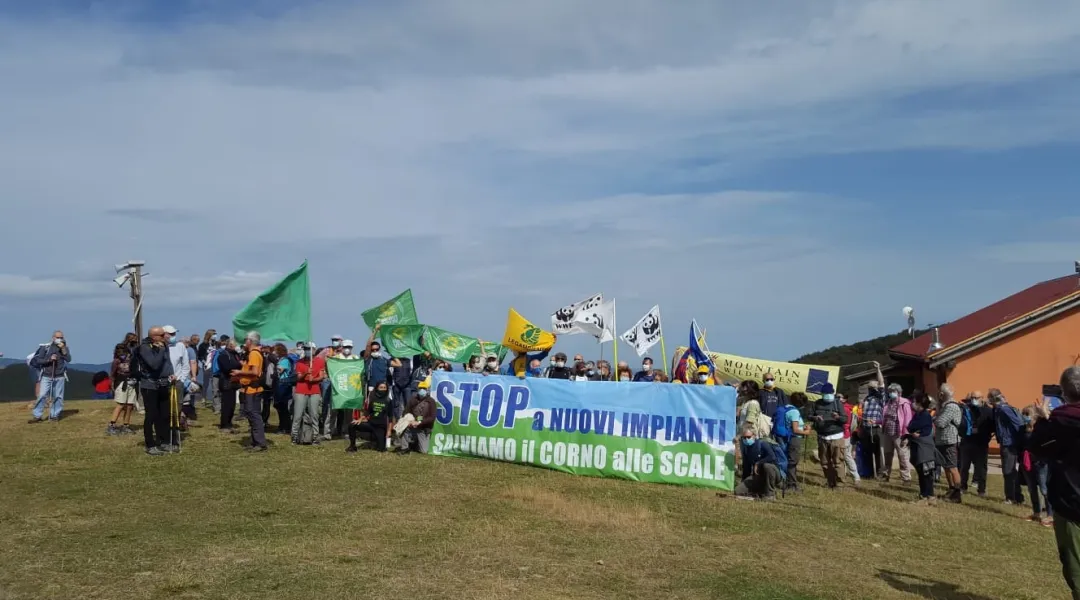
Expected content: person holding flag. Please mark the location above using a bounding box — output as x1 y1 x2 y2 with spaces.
502 309 557 378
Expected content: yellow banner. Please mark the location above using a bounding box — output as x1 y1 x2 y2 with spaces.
503 308 556 353
673 347 840 400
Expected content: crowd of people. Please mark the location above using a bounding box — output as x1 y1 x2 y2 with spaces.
18 324 1080 596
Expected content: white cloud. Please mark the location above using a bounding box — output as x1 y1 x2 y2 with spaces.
0 0 1078 360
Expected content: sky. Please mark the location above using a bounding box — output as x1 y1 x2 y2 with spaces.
2 0 1080 365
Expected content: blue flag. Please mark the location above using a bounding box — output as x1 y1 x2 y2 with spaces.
688 320 713 372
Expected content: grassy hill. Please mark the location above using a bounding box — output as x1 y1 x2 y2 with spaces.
0 399 1067 600
792 329 928 397
0 364 96 402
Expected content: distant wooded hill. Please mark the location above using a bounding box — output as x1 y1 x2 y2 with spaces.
0 357 110 372
792 329 928 397
0 365 97 403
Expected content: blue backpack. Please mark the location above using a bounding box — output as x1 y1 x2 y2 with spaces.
768 440 790 497
772 404 799 447
211 350 222 377
960 404 974 437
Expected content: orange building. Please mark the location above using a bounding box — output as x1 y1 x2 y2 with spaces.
887 273 1080 406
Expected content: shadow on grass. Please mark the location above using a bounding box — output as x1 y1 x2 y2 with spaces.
961 501 1025 519
878 570 994 600
849 485 913 503
58 409 81 419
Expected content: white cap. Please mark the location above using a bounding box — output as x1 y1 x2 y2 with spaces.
163 325 177 334
342 339 355 348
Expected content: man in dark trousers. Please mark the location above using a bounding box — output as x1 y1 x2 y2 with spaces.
131 326 175 456
734 426 782 500
959 390 994 497
1029 367 1080 599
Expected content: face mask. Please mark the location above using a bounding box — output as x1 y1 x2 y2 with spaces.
971 399 982 406
418 389 429 398
699 374 709 383
554 361 565 368
169 337 179 346
331 341 341 348
54 338 64 345
587 369 595 376
487 361 497 367
342 349 352 356
742 438 755 447
643 364 652 371
530 368 542 376
303 350 312 358
1023 415 1033 424
764 380 775 389
822 393 835 401
375 388 388 398
888 392 899 400
371 350 382 358
620 376 630 382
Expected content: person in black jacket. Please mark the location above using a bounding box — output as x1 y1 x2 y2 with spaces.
1029 367 1080 599
735 427 781 500
959 390 994 497
215 338 243 432
389 356 412 420
131 326 175 456
809 383 848 489
546 353 572 380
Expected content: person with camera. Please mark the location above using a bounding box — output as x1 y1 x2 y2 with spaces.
132 326 176 456
28 330 72 423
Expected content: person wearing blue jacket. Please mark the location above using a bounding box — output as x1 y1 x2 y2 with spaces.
735 427 782 500
28 330 72 423
990 388 1026 505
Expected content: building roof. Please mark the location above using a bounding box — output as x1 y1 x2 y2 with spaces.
890 274 1080 362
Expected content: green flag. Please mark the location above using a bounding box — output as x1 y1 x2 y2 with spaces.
361 289 418 329
478 341 509 363
327 357 366 410
232 261 312 342
378 324 426 358
421 326 481 364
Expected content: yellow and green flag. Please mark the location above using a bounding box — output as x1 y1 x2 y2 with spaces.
503 308 556 354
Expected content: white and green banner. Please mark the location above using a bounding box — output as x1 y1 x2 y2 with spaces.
429 372 737 490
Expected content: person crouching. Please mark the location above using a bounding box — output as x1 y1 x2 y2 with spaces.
395 377 436 454
346 380 394 453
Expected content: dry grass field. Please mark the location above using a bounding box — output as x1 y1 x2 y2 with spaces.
0 399 1069 599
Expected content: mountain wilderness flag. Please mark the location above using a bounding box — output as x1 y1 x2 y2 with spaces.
421 326 481 363
550 293 604 335
621 305 663 356
231 261 312 342
327 357 366 410
671 349 839 400
378 324 426 358
361 289 419 329
503 309 556 353
478 340 509 363
573 298 615 343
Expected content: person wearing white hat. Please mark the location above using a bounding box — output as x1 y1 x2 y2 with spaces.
324 339 359 439
317 334 344 440
164 326 192 430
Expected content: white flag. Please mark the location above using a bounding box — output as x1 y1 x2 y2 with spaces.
574 299 615 343
551 293 604 335
620 305 663 357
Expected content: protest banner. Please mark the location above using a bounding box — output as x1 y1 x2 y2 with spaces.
429 372 737 490
674 348 839 400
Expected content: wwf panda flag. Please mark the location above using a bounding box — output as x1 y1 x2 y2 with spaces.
551 293 604 335
573 299 616 343
620 305 663 356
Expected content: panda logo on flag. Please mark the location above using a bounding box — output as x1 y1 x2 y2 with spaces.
554 307 576 324
624 328 638 346
641 312 660 336
580 312 605 333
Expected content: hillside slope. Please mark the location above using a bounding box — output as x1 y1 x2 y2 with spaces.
792 329 927 397
0 364 96 402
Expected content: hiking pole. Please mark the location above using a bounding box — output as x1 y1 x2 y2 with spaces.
170 385 182 452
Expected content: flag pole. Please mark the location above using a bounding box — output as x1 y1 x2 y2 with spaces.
612 299 618 369
657 305 668 375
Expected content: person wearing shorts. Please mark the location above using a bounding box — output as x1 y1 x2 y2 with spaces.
934 384 964 503
106 343 138 435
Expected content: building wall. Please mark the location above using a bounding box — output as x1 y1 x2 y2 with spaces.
944 308 1080 403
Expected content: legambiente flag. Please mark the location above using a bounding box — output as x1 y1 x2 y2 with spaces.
550 293 603 336
573 299 615 343
620 305 663 357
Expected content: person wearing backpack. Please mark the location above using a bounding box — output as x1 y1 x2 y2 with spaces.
734 426 783 501
776 392 812 492
809 383 848 489
959 390 993 497
990 388 1026 505
934 383 964 503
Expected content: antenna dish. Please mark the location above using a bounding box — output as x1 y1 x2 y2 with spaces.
902 306 914 318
